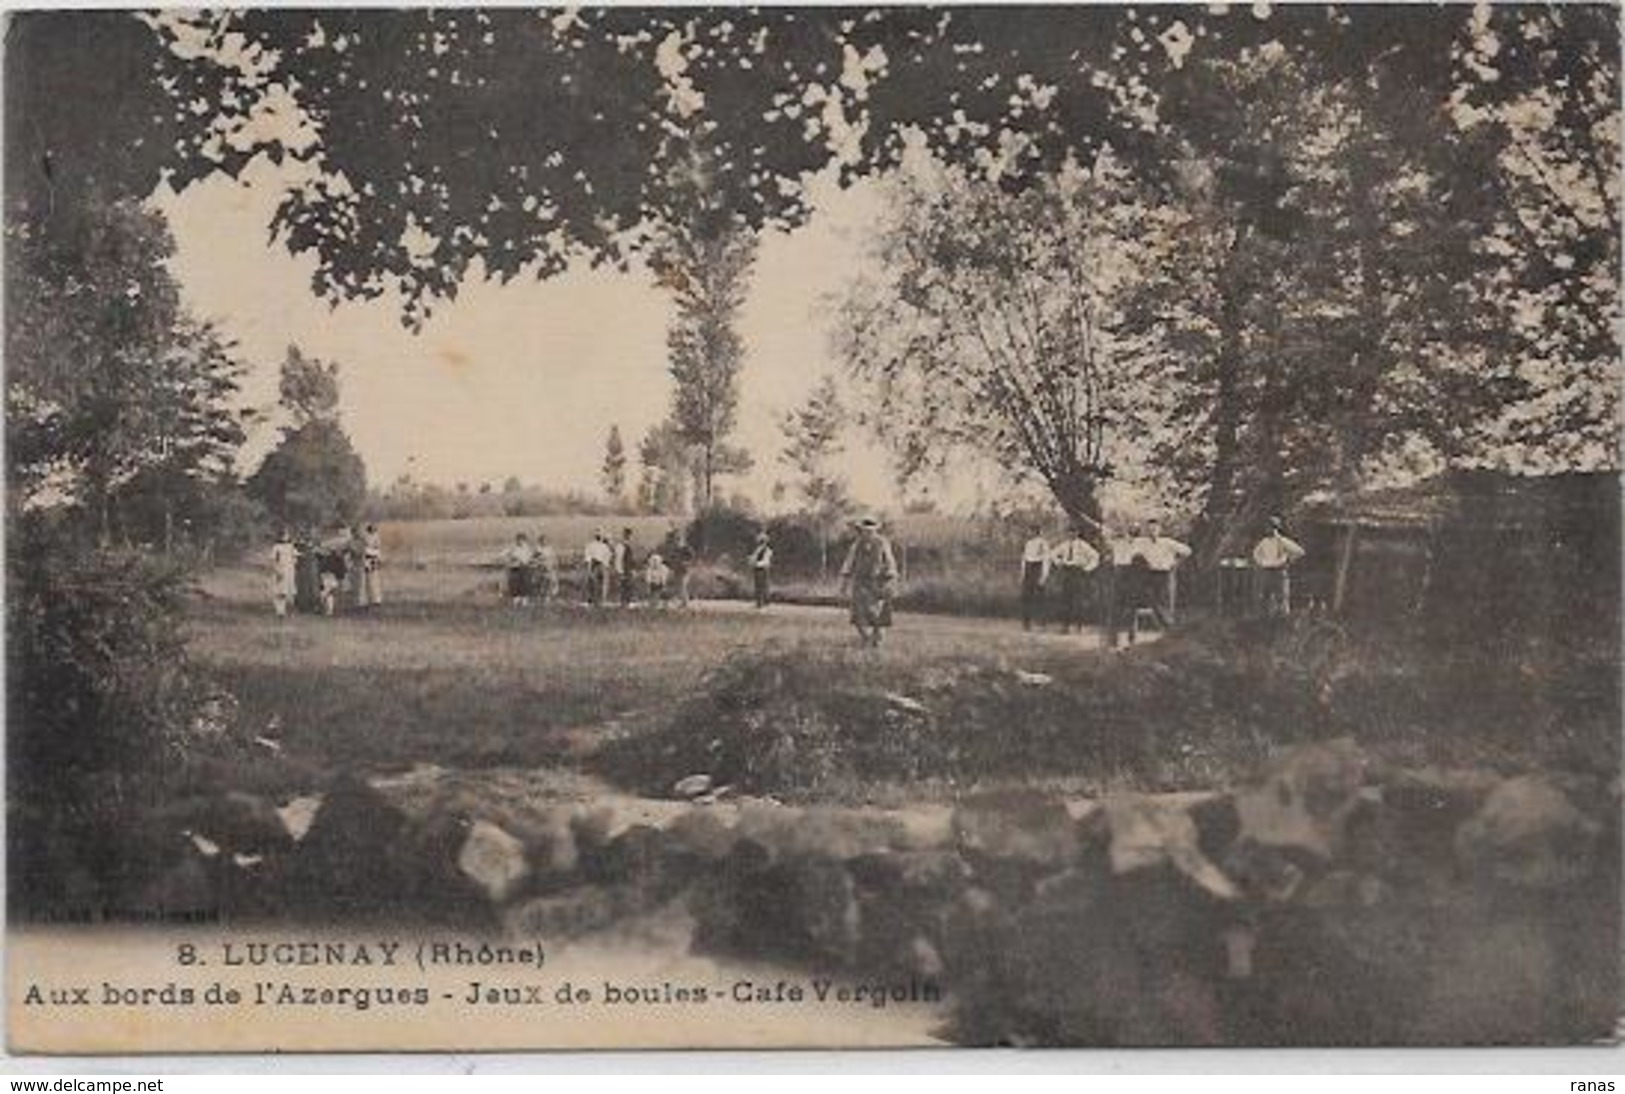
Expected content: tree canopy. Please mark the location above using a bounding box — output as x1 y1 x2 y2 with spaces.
85 7 1522 319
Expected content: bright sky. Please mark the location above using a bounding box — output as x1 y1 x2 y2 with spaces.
153 158 938 513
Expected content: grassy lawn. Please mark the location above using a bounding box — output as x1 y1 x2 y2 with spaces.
188 564 1108 789
188 562 1619 807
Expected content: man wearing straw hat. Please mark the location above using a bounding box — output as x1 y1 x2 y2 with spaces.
750 530 774 609
839 515 899 648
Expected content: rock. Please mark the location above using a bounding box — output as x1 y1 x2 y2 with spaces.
952 791 1079 866
736 806 906 860
1455 775 1601 889
186 832 221 858
580 823 663 886
700 850 859 966
1375 768 1502 872
276 795 323 843
673 774 713 799
1014 671 1053 687
1234 738 1366 860
882 692 929 715
569 807 618 858
518 810 579 884
162 790 293 856
457 820 531 903
664 809 738 860
280 774 490 925
1105 796 1238 901
1187 794 1240 864
851 850 973 975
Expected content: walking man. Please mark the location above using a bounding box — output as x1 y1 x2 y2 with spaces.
1020 523 1051 630
750 531 774 609
839 515 898 648
1049 524 1101 633
1252 515 1306 617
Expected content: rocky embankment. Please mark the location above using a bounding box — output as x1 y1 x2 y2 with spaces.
116 738 1620 1047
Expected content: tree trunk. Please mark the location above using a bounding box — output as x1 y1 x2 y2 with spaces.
1341 157 1387 494
1195 229 1248 567
1049 467 1103 543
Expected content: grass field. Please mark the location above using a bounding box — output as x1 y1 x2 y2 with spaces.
189 563 1115 800
189 551 1618 810
375 512 1010 568
377 514 684 567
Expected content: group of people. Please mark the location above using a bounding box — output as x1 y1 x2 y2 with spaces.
504 526 697 609
264 512 1303 643
268 524 384 617
1018 515 1306 638
494 514 901 648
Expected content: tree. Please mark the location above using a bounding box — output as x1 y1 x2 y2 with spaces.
247 350 367 530
636 419 693 515
656 185 757 511
278 345 341 427
247 421 366 532
778 375 853 575
6 200 251 545
837 155 1176 532
601 424 628 506
115 318 255 553
1450 4 1621 472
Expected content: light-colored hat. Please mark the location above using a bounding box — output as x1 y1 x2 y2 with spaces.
756 531 770 542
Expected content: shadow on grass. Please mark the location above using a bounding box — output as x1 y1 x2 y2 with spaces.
208 660 633 774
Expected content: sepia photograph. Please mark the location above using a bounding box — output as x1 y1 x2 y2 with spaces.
4 3 1620 1055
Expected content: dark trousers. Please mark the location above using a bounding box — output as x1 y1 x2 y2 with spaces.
1055 567 1088 631
753 567 770 607
1021 562 1045 629
620 566 634 606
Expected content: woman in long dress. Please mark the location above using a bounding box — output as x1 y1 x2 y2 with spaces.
269 529 298 618
839 515 899 648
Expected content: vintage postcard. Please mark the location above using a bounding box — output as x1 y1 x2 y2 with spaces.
5 5 1620 1054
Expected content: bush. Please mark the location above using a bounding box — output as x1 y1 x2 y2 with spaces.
591 616 1621 803
686 505 760 562
6 520 216 912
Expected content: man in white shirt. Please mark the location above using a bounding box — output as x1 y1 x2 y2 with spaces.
582 530 612 606
1049 525 1101 634
1252 516 1306 617
1141 518 1192 626
750 531 774 609
361 523 384 609
1020 524 1051 631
